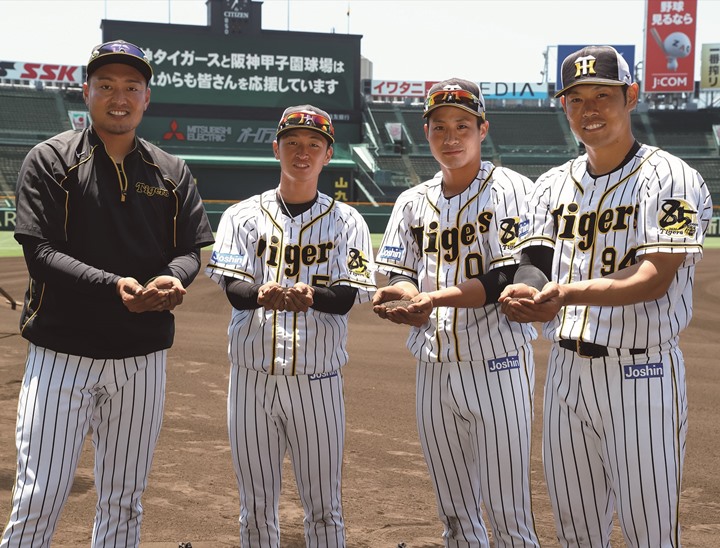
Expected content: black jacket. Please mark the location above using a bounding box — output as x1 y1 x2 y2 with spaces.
14 127 214 358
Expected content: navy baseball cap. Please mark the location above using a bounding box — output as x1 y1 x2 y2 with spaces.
276 105 335 144
87 40 153 84
423 78 485 120
555 45 633 98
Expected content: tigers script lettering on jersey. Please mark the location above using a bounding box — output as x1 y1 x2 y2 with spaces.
519 144 710 349
376 161 536 363
205 189 375 376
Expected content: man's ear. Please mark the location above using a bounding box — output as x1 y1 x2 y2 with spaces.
324 145 333 165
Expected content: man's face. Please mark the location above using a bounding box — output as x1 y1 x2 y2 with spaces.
561 84 637 150
424 106 486 172
273 128 333 185
83 63 150 140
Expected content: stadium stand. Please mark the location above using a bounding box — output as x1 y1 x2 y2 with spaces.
498 162 562 180
631 113 653 144
0 87 68 138
486 110 572 151
409 155 440 182
646 110 720 152
365 105 402 150
0 145 32 195
685 158 720 206
61 88 87 113
375 154 407 174
1 83 719 211
398 106 426 149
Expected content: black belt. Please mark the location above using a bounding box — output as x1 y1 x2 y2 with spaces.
559 339 647 359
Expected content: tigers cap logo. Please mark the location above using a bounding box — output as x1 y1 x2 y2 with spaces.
556 45 633 98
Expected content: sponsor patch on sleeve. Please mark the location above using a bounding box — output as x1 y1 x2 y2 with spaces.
517 218 530 240
211 250 244 265
378 245 404 261
487 355 520 373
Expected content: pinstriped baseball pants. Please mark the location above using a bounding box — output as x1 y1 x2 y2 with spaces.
0 344 166 548
416 344 539 548
228 366 346 548
543 343 687 548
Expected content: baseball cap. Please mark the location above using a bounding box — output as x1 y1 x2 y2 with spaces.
423 78 485 120
555 45 633 98
86 39 153 84
276 105 335 143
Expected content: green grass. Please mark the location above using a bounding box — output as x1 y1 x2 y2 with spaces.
0 232 21 258
371 233 384 249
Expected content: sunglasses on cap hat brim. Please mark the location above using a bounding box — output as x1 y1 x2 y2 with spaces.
423 89 484 119
277 111 335 142
87 40 153 82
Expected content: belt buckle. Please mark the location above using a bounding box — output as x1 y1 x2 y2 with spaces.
576 339 594 359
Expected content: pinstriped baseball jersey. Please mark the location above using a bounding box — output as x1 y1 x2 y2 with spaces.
376 162 537 362
205 189 376 375
517 143 712 349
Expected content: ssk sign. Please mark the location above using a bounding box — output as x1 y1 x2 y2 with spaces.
0 61 83 84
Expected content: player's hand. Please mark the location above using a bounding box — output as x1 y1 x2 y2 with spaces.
285 283 314 313
372 285 417 319
500 282 563 323
146 275 187 311
499 283 537 322
406 292 433 315
117 277 162 313
529 281 565 321
499 283 538 303
384 306 430 327
257 282 286 311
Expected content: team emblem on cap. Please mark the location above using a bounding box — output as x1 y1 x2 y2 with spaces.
573 55 598 78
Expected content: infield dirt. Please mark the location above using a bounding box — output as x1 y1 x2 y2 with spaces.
1 250 718 547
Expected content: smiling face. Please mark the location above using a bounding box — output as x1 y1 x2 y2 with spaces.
83 62 150 144
561 83 638 155
424 105 487 189
273 128 333 188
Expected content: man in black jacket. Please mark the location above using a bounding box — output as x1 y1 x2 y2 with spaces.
2 40 213 547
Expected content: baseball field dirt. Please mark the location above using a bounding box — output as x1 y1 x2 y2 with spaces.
1 249 718 547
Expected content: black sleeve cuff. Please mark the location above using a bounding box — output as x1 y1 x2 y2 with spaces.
225 277 262 309
312 285 358 314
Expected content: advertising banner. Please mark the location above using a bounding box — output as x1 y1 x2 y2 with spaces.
700 43 720 90
370 80 548 100
643 0 697 93
0 61 83 85
68 111 90 130
101 21 360 112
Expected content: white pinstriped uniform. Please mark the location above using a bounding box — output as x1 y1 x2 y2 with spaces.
376 162 540 547
205 189 375 547
518 143 712 547
2 345 166 548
